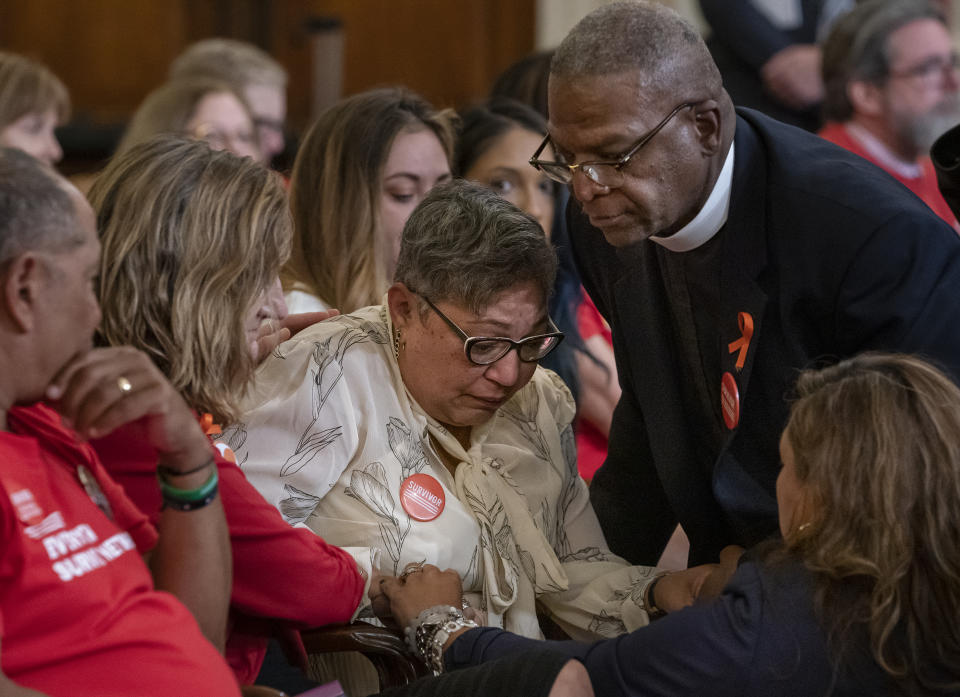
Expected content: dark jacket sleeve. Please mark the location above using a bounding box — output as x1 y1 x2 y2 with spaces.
698 0 798 69
589 388 677 565
834 209 960 384
446 562 833 697
931 124 960 221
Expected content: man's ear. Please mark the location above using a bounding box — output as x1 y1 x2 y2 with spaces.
2 253 44 333
847 80 885 118
387 282 417 331
692 100 723 155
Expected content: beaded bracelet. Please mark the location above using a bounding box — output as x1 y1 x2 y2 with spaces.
157 467 219 512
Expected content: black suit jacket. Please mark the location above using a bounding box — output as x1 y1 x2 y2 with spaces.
446 560 913 697
932 123 960 219
573 109 960 564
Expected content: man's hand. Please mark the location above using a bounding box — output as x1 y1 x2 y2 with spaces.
45 346 209 470
761 44 824 110
380 564 463 629
651 563 717 613
697 545 745 601
252 310 340 363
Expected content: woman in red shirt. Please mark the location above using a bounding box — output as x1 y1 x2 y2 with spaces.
86 135 366 685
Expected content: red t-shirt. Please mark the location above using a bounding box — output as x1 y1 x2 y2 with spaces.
575 291 613 482
94 422 365 684
0 404 240 697
819 122 959 229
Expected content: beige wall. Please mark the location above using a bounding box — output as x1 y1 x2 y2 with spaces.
535 0 706 49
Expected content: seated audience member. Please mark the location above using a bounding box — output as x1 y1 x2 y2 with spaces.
0 51 68 165
933 121 960 216
0 147 238 695
820 0 960 227
238 182 714 649
698 0 853 131
283 88 455 315
456 99 619 482
384 353 960 697
114 77 259 161
86 136 366 685
170 38 288 166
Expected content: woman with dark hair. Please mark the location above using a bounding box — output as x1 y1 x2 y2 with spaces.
456 98 620 482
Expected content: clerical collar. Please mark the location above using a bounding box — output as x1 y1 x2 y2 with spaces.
650 143 735 253
844 122 923 180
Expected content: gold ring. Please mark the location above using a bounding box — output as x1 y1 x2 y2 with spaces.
117 376 133 395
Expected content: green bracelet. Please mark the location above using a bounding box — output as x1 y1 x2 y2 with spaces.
157 467 219 503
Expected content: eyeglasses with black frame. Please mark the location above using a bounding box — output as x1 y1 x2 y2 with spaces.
529 102 696 188
415 294 564 366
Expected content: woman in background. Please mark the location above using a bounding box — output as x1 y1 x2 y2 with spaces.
456 98 619 482
114 77 260 161
0 51 68 165
283 87 455 315
87 135 365 688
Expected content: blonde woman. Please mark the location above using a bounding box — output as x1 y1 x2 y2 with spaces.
114 77 259 160
0 51 69 165
87 135 365 686
284 87 455 314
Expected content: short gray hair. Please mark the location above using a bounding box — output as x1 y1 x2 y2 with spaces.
0 147 77 266
822 0 944 122
394 180 556 314
170 38 287 89
551 1 720 98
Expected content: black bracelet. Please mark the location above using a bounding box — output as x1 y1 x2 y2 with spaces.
161 486 219 512
645 573 668 619
157 456 215 481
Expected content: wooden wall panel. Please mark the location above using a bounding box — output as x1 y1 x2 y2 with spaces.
1 0 535 130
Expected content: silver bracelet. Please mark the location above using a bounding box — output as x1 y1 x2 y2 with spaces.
403 604 478 674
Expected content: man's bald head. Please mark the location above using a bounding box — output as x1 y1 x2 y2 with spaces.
551 1 723 104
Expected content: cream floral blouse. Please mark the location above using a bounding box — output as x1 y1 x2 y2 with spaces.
230 304 659 640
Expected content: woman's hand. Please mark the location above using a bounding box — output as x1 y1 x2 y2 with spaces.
252 310 340 363
380 564 463 629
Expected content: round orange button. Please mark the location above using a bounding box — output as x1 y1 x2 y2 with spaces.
399 474 445 522
720 372 740 430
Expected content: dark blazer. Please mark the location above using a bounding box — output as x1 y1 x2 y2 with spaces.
699 0 826 130
444 560 918 697
932 123 960 219
574 109 960 564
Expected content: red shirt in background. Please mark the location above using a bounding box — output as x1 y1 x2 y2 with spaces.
819 122 959 229
575 291 613 482
0 404 240 697
94 422 365 684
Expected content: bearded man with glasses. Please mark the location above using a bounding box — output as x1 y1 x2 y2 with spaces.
536 1 960 569
819 0 960 228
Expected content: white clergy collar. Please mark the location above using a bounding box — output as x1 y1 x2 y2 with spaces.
649 142 735 253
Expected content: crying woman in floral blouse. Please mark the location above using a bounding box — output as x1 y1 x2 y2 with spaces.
234 182 717 661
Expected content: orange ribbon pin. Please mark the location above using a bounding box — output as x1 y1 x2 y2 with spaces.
727 311 754 371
